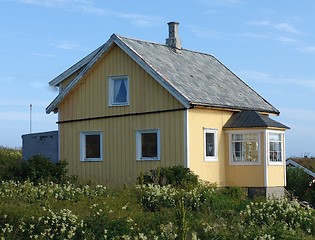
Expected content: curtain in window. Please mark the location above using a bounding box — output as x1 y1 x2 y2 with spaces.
114 79 127 103
206 133 214 157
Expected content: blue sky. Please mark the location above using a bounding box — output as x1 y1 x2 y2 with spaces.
1 0 314 157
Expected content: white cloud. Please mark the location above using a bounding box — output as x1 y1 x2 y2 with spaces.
31 52 55 57
18 0 107 15
300 46 315 54
248 19 300 34
52 41 81 50
277 36 297 44
189 25 223 39
237 32 268 39
274 23 299 34
249 20 271 26
116 13 162 28
237 70 315 91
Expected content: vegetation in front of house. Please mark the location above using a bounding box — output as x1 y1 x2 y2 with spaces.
286 167 315 207
0 146 315 239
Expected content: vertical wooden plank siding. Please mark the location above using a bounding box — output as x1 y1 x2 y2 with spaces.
188 108 231 185
59 45 183 122
59 111 185 186
267 165 285 186
58 44 185 186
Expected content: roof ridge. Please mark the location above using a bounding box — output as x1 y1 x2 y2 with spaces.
116 34 217 58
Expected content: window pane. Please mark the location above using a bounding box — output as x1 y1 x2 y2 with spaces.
269 142 282 162
231 133 258 162
85 135 100 158
205 132 215 157
232 142 242 161
141 133 157 158
269 133 281 141
114 79 127 103
269 133 282 162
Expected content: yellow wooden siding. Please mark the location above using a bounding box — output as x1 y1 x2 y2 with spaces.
267 165 285 186
188 108 232 185
224 132 265 187
59 110 185 186
57 43 186 185
58 44 183 122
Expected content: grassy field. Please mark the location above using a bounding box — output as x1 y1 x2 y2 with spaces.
0 147 315 239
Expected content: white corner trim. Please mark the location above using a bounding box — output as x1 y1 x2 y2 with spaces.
264 130 268 187
184 110 190 168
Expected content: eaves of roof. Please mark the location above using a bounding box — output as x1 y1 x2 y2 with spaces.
46 34 191 114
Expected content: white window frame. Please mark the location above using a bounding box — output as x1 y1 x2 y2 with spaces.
267 130 284 166
80 131 103 162
227 130 261 165
204 128 218 162
136 129 160 161
108 76 129 106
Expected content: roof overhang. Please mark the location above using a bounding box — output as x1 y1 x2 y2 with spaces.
46 34 191 114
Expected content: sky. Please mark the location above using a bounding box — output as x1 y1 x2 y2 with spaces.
0 0 314 157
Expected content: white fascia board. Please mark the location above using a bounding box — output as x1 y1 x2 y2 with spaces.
49 45 103 87
46 36 116 114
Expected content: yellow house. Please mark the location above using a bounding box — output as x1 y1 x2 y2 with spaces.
46 22 289 197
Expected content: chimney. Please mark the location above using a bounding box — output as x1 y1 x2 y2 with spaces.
166 22 182 49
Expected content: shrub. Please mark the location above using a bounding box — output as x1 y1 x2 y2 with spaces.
0 147 22 180
19 155 68 184
138 165 199 189
241 198 315 238
286 167 312 202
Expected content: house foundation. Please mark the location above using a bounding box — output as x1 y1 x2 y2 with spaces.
247 187 285 199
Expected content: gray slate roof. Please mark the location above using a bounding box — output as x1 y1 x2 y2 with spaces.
223 110 289 129
120 36 279 114
46 34 280 114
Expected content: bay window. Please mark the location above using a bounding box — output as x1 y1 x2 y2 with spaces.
231 132 259 164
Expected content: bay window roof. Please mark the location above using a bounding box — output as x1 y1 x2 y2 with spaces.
223 111 290 129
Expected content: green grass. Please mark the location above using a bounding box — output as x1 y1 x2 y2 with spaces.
0 147 314 239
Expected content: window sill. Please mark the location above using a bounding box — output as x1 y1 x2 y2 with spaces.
204 158 218 162
268 161 283 166
109 103 129 107
229 161 261 166
137 158 160 161
80 159 103 162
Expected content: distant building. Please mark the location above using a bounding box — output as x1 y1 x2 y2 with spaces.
286 159 315 178
22 131 58 163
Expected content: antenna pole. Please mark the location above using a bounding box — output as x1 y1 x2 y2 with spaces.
30 104 32 133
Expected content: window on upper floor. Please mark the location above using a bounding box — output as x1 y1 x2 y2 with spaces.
80 131 102 161
268 132 283 164
108 76 129 106
204 128 218 161
136 129 160 160
230 132 260 164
